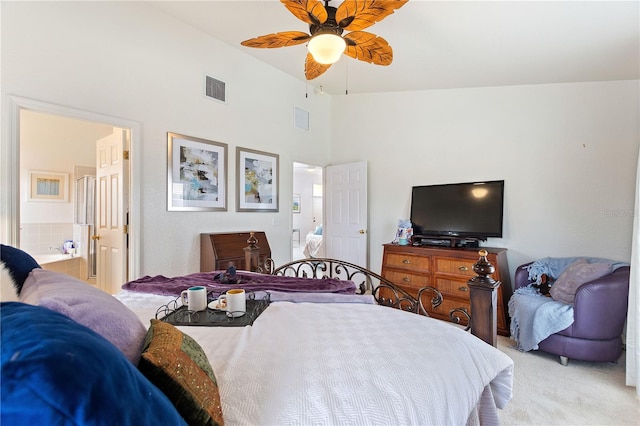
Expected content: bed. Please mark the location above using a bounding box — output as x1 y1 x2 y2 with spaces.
302 232 323 258
1 246 514 426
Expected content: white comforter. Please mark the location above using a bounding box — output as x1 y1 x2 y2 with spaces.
303 233 323 258
117 291 513 425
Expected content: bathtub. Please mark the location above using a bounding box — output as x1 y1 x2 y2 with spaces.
33 253 75 265
32 254 84 281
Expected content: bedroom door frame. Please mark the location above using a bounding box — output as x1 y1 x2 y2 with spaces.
291 162 323 261
324 161 368 269
2 95 142 281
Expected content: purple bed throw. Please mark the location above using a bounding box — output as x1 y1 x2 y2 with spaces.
122 271 356 297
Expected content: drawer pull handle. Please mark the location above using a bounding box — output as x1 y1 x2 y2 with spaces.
402 277 411 283
403 259 411 264
459 286 469 292
458 266 469 271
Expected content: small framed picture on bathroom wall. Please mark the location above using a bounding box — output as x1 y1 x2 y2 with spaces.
292 193 301 213
28 171 69 202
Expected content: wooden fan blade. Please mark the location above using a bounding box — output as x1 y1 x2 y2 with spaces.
336 0 408 31
241 31 310 48
281 0 328 26
343 31 393 65
305 53 332 80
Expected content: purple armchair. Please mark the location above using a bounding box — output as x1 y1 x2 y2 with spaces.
514 262 631 365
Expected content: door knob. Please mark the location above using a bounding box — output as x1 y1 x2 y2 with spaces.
359 229 366 234
92 235 100 240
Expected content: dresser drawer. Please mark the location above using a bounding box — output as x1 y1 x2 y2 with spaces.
381 244 511 336
384 270 430 289
424 297 471 325
433 277 471 299
427 284 507 331
384 253 430 272
434 257 477 277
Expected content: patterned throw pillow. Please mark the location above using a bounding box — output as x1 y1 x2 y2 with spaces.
138 320 224 426
549 258 612 304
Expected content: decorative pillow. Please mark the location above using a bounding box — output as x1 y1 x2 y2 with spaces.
549 258 613 304
0 244 41 294
138 320 224 426
20 268 147 365
0 302 187 426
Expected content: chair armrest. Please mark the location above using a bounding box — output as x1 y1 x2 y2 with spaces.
514 262 534 290
571 266 631 339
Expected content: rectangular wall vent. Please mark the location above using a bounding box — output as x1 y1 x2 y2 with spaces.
205 75 226 103
294 106 310 132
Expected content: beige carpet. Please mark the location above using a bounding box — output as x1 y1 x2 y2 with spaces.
496 336 639 425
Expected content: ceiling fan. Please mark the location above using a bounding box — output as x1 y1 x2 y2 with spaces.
241 0 408 80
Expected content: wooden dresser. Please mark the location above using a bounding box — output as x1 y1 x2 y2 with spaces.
200 232 271 272
381 244 512 336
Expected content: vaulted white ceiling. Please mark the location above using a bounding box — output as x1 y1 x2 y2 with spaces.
149 1 640 95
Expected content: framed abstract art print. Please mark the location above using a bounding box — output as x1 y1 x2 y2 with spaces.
167 132 227 211
236 147 279 212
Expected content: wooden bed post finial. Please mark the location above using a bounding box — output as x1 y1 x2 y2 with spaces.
467 250 501 347
244 232 260 272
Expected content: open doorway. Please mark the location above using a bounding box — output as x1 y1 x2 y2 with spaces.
19 109 113 287
3 96 141 291
292 162 323 261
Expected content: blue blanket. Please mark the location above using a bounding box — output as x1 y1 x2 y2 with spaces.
524 256 629 283
508 286 574 351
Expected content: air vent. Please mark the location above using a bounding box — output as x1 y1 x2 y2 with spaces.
205 75 226 103
294 106 310 132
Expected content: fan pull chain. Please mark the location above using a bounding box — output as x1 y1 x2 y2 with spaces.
345 61 349 95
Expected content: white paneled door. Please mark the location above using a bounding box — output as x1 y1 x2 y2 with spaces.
95 130 128 294
324 161 368 268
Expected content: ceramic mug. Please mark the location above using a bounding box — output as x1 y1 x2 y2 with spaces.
218 289 246 318
181 286 207 312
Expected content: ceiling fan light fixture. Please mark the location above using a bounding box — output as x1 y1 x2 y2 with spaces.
308 33 346 65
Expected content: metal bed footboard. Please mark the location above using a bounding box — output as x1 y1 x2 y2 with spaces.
267 257 449 318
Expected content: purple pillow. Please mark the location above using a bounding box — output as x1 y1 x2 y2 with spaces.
20 269 147 365
549 258 613 304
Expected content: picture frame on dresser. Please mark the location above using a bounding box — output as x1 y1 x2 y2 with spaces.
167 132 228 212
236 147 279 212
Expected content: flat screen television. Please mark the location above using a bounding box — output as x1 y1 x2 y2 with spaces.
410 180 504 243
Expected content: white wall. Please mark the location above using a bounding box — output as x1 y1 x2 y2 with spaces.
3 2 639 283
331 80 640 276
19 110 112 223
2 1 332 276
